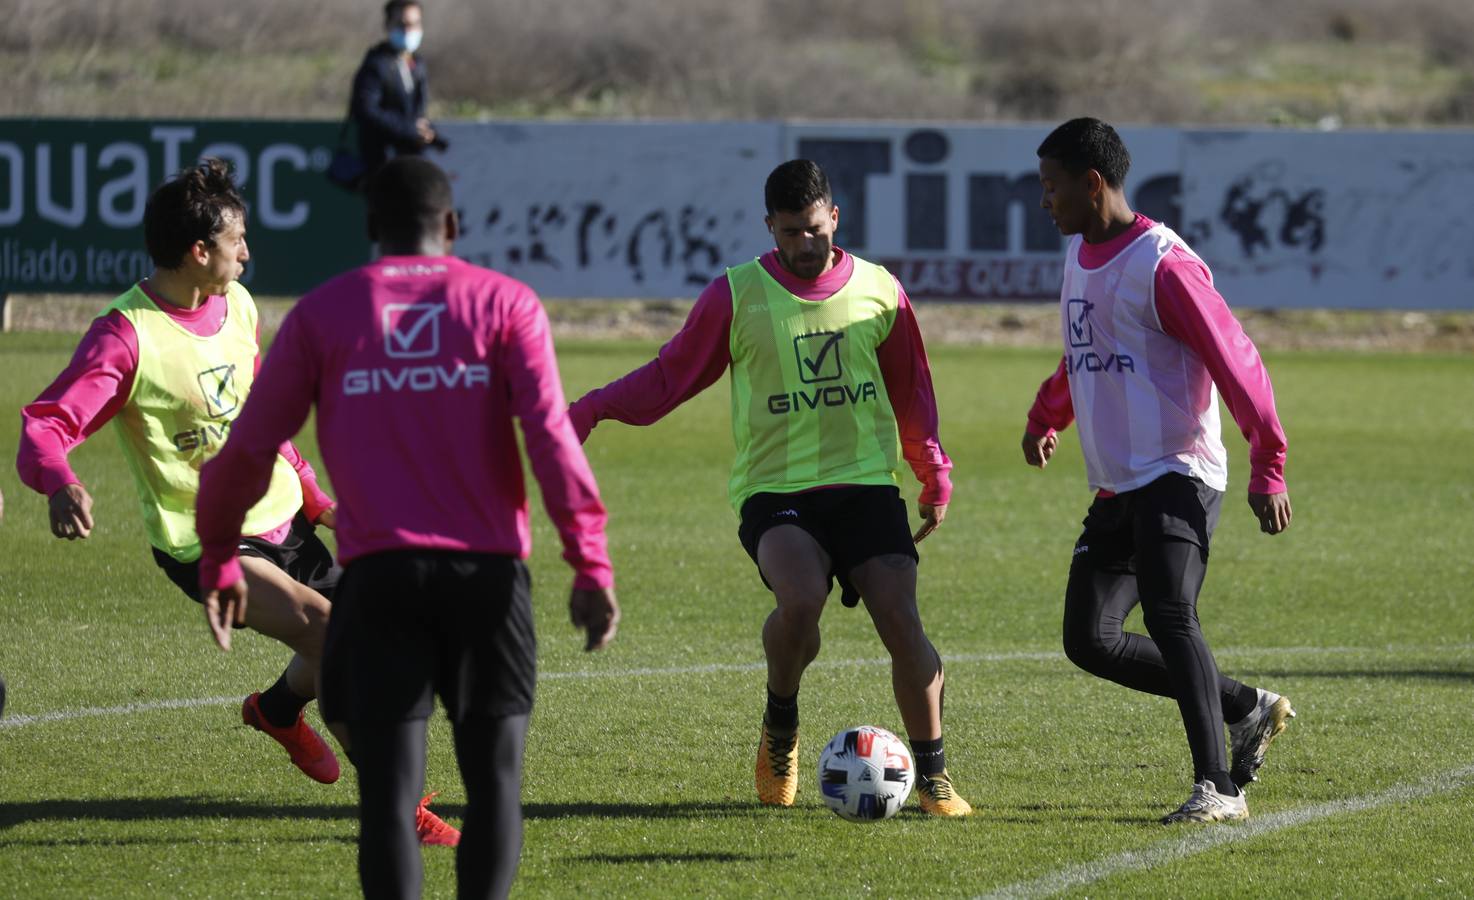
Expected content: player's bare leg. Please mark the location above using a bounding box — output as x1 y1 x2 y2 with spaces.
236 557 344 782
758 526 831 696
752 525 831 806
851 554 971 816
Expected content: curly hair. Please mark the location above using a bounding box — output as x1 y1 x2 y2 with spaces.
142 158 246 269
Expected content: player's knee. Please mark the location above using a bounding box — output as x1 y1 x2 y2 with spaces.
773 590 825 632
872 598 925 645
1062 628 1110 674
1141 603 1198 639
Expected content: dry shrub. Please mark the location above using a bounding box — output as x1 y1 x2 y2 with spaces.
2 0 1473 123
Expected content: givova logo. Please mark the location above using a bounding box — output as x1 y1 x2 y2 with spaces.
1067 299 1094 348
197 364 239 418
347 302 491 395
1065 298 1135 374
383 303 446 359
794 331 844 383
770 328 877 414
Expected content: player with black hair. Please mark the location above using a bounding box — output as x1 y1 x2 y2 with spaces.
197 156 618 899
1025 117 1296 824
570 159 972 816
16 158 459 844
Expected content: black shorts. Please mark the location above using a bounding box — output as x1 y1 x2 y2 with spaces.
738 485 918 606
1073 471 1223 570
319 551 535 725
153 511 341 604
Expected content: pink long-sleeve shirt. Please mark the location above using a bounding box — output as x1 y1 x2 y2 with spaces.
16 284 334 544
195 256 613 594
1026 214 1288 495
568 249 953 506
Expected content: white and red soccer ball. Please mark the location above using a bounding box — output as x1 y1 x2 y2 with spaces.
818 725 914 821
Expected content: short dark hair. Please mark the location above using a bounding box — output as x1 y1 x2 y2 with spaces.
383 0 420 25
765 159 832 215
366 157 453 246
143 158 246 269
1036 118 1131 188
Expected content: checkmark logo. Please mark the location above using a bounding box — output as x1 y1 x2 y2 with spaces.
383 303 447 359
1067 299 1094 348
197 364 239 418
793 331 844 384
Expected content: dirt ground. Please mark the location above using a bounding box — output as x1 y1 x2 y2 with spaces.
5 295 1473 354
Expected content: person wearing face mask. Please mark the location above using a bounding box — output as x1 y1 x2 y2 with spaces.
350 0 441 178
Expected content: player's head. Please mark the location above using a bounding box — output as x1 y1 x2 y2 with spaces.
1036 117 1131 236
143 157 249 293
366 156 457 255
384 0 423 49
764 159 839 280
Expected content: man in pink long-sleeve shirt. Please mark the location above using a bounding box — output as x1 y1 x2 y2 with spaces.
1024 118 1296 825
13 160 368 797
571 160 972 817
195 157 618 899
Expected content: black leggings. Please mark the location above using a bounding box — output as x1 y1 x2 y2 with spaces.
1061 475 1257 783
353 714 529 900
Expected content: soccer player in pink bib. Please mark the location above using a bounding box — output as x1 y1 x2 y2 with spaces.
1024 118 1296 824
196 157 618 898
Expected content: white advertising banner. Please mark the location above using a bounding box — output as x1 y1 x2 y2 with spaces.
430 120 1474 309
782 123 1181 300
437 121 780 298
1181 129 1474 310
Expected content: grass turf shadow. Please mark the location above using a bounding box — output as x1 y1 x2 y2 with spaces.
0 797 357 831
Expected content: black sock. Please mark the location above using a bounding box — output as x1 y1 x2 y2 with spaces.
1224 684 1258 724
257 675 310 729
911 738 945 778
1206 771 1239 797
764 688 798 731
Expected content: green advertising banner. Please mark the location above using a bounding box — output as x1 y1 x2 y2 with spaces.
0 119 370 296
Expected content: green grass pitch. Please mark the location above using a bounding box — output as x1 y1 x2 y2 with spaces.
1 332 1471 897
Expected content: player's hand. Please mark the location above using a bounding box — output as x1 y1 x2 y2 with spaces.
570 585 619 652
48 484 95 540
416 118 436 144
203 580 249 651
316 505 337 530
1021 429 1058 468
567 401 595 444
1248 491 1292 536
913 502 946 543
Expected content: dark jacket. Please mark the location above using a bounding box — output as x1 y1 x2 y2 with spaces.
350 41 429 173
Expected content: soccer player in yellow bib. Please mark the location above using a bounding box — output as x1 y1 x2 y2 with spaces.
571 160 971 816
16 160 459 843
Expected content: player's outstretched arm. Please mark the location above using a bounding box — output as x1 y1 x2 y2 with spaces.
570 585 620 651
48 483 95 540
1247 490 1292 536
568 275 735 442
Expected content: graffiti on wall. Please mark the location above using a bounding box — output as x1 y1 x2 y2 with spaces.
455 201 751 290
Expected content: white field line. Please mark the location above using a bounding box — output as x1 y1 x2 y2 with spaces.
977 763 1474 900
0 695 240 729
2 642 1469 730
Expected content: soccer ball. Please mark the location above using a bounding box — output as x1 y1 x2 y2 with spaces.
817 725 914 821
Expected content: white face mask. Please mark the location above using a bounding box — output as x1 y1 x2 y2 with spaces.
389 27 423 53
